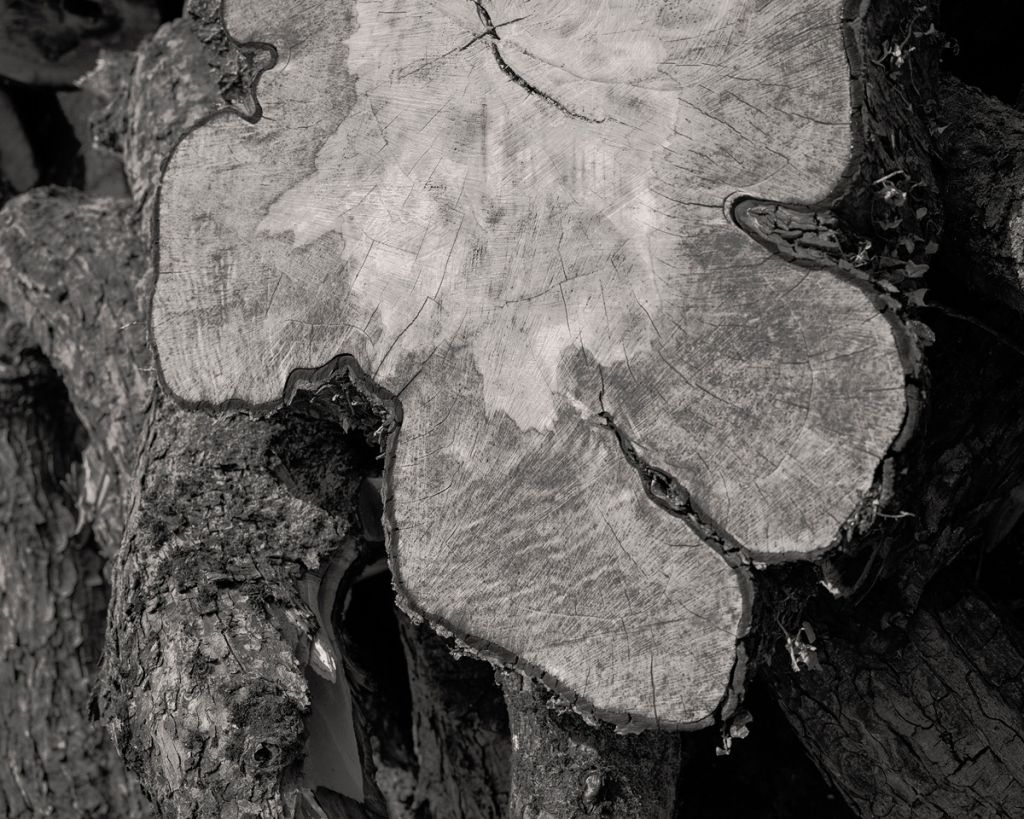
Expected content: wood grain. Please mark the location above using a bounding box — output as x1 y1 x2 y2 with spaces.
154 0 909 727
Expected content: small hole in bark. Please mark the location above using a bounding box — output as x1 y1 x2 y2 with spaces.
252 743 276 766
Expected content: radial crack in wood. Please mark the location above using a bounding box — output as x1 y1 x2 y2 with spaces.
154 0 912 727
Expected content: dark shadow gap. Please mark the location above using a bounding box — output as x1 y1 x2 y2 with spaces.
941 0 1024 104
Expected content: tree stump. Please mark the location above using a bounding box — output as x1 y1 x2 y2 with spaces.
152 0 918 730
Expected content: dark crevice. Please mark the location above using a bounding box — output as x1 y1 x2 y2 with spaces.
340 570 416 776
272 367 513 816
594 387 746 564
0 78 83 189
157 0 185 21
940 0 1024 105
487 43 603 123
467 0 603 123
677 682 856 819
266 376 391 816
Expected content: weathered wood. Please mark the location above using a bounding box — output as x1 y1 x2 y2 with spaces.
770 594 1024 819
151 0 923 729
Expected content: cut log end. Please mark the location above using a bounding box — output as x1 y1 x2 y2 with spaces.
153 0 912 727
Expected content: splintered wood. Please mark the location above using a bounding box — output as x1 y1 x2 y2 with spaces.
154 0 909 728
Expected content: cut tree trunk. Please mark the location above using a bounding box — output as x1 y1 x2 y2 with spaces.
14 2 1024 819
756 63 1024 819
150 0 933 734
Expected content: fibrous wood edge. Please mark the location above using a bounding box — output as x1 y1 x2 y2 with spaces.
152 0 918 728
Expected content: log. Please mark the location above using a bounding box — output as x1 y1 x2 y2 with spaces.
0 185 395 817
770 594 1024 819
151 0 924 730
0 29 400 816
99 390 390 818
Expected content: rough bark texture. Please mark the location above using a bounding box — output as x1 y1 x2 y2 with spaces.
499 674 685 819
0 315 151 817
398 618 511 819
758 52 1024 819
99 389 387 817
0 189 152 554
771 594 1024 819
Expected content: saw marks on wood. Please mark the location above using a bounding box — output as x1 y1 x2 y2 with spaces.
154 0 908 726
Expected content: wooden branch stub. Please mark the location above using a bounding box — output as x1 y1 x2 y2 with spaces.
154 0 912 728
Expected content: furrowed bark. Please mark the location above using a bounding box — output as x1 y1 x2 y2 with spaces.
769 594 1024 819
0 312 151 818
0 189 152 554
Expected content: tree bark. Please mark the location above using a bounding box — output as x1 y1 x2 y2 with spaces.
770 594 1024 819
0 313 151 818
499 674 686 819
398 618 511 818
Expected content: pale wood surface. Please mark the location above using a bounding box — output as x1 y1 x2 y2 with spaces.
154 0 908 727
